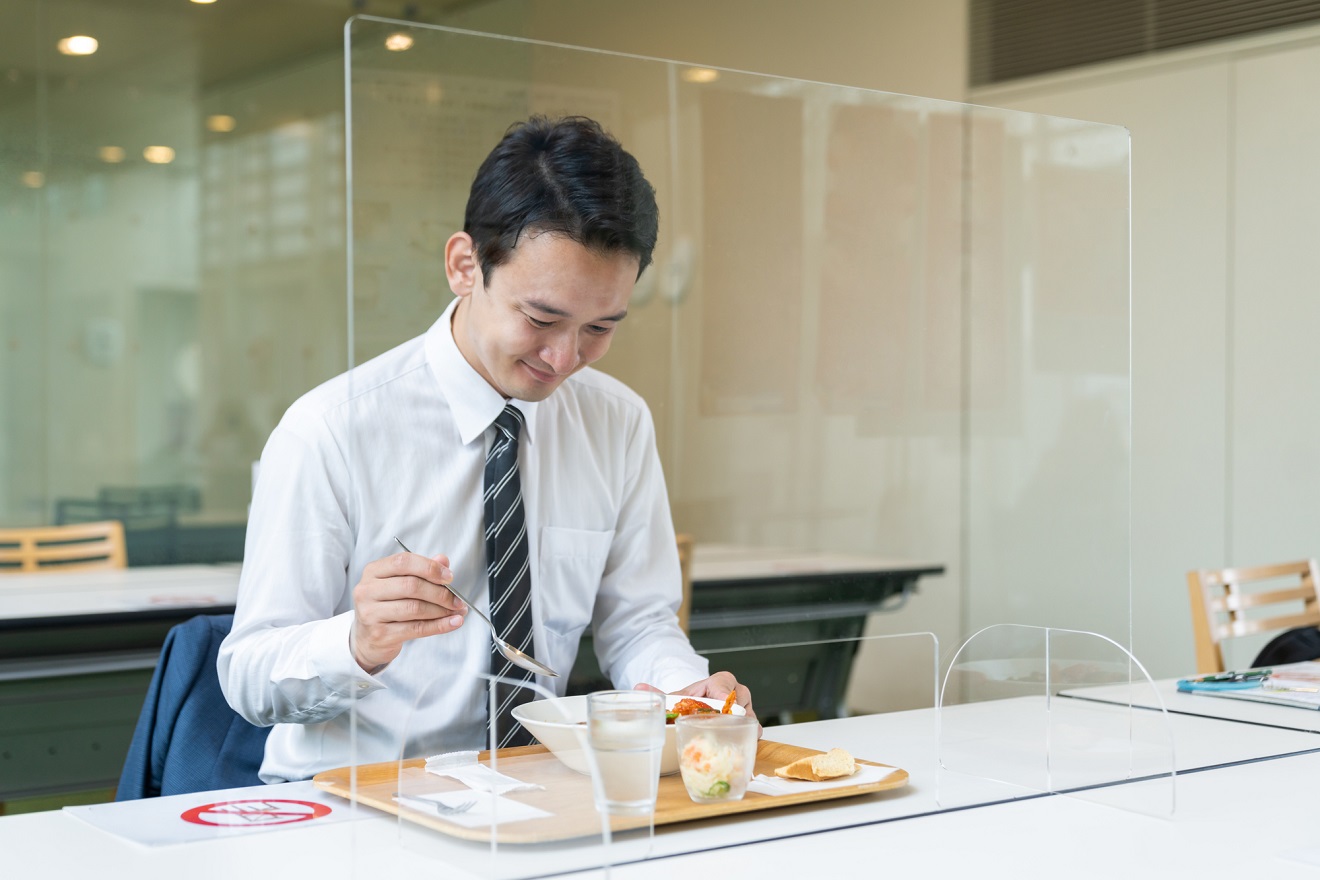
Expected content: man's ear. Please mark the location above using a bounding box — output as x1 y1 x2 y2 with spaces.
445 232 478 297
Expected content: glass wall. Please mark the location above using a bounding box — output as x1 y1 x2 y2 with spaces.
1 1 1128 820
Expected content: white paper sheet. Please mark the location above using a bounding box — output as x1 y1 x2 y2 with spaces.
394 790 553 828
746 764 900 796
425 751 544 794
64 781 372 848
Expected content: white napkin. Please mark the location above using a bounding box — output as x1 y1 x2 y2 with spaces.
747 763 899 796
394 790 552 828
424 751 544 794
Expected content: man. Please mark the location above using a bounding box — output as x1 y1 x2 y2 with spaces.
219 116 752 783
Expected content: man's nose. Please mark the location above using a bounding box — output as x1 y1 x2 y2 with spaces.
541 333 579 374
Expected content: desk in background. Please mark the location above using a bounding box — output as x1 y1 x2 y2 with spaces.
571 545 944 722
0 546 943 803
0 565 239 803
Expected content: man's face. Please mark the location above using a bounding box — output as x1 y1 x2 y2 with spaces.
447 231 638 402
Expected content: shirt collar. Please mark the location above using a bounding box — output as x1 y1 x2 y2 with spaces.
425 298 540 447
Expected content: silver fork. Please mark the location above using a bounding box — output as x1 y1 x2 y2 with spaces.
392 791 478 816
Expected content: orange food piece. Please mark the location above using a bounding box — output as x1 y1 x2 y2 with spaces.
670 698 719 720
721 690 737 714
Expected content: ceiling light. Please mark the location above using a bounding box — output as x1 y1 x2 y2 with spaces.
681 67 719 84
206 114 237 133
190 0 218 4
385 32 414 51
21 171 45 188
143 145 176 164
98 146 126 163
57 35 98 56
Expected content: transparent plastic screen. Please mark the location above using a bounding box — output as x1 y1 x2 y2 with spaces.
938 624 1175 816
385 633 939 877
339 11 1133 877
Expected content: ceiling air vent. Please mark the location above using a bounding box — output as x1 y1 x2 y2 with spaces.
971 0 1320 86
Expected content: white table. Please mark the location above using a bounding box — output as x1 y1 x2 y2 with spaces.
4 695 1319 879
0 563 241 623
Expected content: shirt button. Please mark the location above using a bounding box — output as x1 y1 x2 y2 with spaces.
358 682 369 690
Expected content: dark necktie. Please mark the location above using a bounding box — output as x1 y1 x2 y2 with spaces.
484 404 536 748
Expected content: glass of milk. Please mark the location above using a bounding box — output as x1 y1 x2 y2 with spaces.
586 690 665 815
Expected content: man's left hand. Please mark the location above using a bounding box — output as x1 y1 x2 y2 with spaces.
636 671 760 737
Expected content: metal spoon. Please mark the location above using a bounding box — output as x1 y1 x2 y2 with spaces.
393 536 558 678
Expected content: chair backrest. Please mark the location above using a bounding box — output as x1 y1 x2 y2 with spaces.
1187 559 1320 673
676 533 695 634
0 520 128 573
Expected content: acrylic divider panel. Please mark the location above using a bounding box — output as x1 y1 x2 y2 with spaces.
342 14 1132 875
937 624 1175 818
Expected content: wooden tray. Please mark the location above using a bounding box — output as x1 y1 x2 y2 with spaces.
313 739 907 843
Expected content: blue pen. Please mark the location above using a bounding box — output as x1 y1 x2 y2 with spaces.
1191 668 1272 684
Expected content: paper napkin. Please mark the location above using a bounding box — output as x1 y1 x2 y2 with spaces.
747 763 898 796
424 751 544 794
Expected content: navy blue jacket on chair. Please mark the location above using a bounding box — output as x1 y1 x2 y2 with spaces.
116 614 270 800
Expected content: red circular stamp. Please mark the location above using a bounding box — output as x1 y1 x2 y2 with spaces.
180 799 332 827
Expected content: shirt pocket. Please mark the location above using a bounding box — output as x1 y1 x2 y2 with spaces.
537 526 614 640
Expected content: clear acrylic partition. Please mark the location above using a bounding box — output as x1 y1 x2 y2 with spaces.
382 634 939 878
342 13 1131 875
938 625 1175 817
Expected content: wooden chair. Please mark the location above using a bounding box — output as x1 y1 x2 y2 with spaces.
0 521 128 573
676 533 695 635
1187 559 1320 673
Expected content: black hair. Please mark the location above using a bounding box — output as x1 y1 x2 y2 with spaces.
463 116 659 281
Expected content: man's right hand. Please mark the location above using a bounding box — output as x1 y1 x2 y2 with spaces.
350 550 467 672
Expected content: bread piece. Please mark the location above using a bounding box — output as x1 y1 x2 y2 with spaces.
773 748 856 781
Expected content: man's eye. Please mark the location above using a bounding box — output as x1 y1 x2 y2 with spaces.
587 325 612 335
527 317 553 329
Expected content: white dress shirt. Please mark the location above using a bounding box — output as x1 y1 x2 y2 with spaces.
218 299 707 783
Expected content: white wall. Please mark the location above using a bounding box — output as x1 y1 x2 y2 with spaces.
973 27 1320 677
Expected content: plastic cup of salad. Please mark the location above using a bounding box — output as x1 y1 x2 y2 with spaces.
674 714 758 803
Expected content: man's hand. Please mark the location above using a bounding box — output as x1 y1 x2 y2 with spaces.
636 671 760 737
350 550 466 672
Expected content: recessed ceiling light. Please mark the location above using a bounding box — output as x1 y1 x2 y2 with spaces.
143 146 175 164
21 171 45 188
57 35 98 56
681 67 719 84
98 146 126 163
190 0 218 4
206 114 237 133
385 32 414 52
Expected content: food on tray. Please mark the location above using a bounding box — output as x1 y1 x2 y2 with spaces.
773 747 856 781
666 697 719 724
678 730 750 799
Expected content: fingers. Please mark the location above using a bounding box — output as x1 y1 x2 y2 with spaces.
351 549 467 671
359 551 465 613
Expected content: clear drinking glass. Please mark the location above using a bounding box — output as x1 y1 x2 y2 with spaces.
675 714 759 803
586 690 665 815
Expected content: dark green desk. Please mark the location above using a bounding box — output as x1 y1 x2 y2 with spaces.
0 565 239 802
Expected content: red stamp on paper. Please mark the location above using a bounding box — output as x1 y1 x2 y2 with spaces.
180 799 332 827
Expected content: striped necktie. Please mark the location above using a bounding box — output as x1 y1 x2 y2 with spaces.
484 404 536 748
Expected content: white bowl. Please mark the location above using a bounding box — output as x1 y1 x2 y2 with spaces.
512 693 745 776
